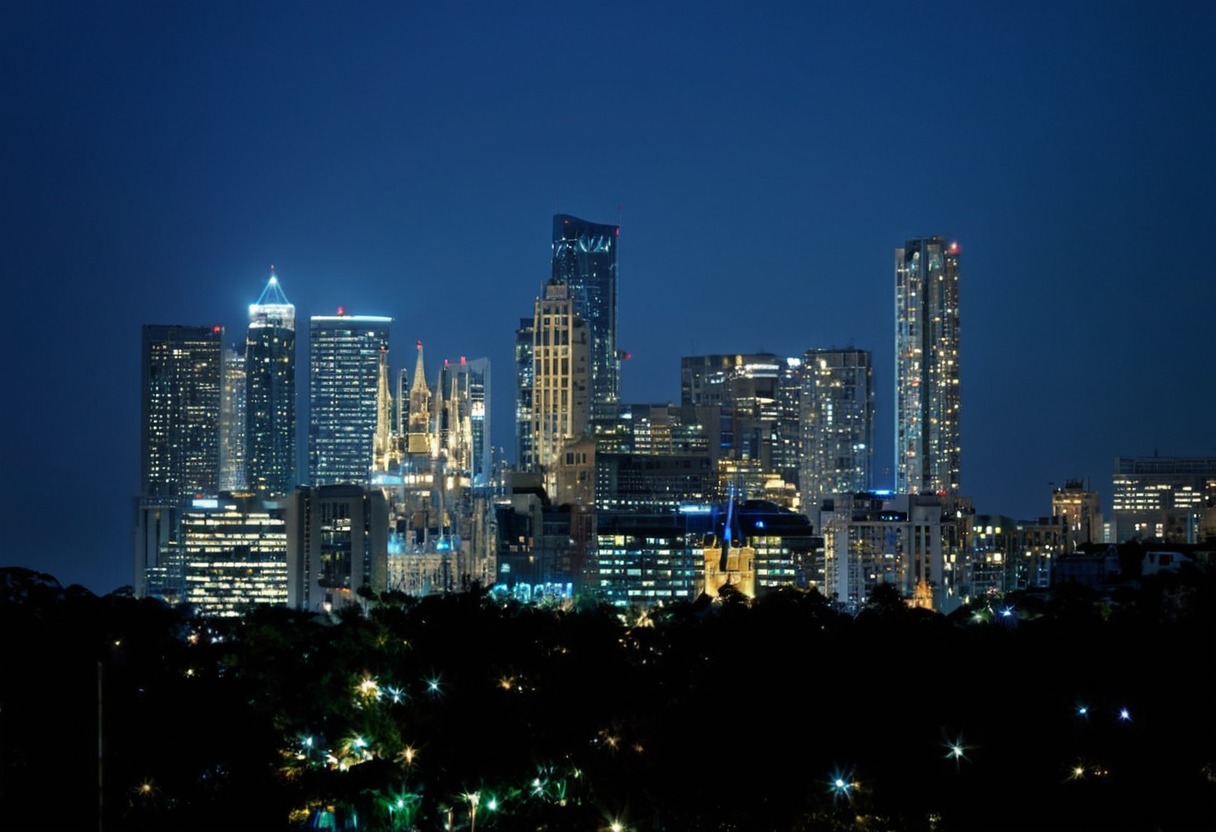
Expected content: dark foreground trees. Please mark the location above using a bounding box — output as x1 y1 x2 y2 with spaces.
1 568 1213 831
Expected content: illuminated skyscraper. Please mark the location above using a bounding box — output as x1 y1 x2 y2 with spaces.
551 214 619 415
680 353 802 499
515 316 535 469
308 310 392 486
140 323 224 497
800 348 874 512
531 281 590 496
895 237 961 495
136 323 223 600
220 346 247 491
183 494 288 617
245 267 296 497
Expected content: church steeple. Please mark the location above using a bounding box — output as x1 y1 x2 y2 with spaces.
407 341 431 454
372 346 395 472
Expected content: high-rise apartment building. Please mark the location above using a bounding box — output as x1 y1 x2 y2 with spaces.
245 268 296 497
286 484 388 613
800 349 874 514
308 311 392 486
895 237 961 495
551 214 619 415
140 324 224 497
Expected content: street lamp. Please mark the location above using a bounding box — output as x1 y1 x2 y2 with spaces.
465 791 480 832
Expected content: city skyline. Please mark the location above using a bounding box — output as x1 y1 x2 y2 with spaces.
4 2 1213 594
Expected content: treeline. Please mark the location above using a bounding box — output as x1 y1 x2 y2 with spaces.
1 566 1213 831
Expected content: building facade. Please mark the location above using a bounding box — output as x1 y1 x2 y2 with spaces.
681 353 802 497
820 492 971 613
800 348 874 517
245 268 297 497
895 237 961 496
1051 479 1102 551
140 324 224 498
530 281 590 497
1112 456 1216 542
136 323 223 602
308 311 392 486
286 484 389 613
551 214 619 416
220 346 247 492
182 494 288 617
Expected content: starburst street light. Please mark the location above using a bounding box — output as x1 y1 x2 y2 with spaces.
944 735 968 767
828 767 857 801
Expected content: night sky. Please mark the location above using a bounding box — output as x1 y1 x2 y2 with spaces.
3 2 1212 594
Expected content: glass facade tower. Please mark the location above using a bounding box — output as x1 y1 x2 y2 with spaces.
551 214 619 415
308 312 392 486
895 237 961 495
140 323 224 497
245 267 297 497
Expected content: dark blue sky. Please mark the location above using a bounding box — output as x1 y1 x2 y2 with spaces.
3 1 1213 594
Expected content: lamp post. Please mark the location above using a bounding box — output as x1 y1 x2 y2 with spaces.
466 791 480 832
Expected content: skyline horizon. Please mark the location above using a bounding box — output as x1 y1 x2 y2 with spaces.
5 2 1211 596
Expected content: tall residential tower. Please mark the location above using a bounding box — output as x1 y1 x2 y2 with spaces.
800 348 874 513
895 237 961 495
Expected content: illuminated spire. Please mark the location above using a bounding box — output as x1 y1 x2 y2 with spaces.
372 347 395 473
249 265 295 329
407 341 431 454
410 341 429 395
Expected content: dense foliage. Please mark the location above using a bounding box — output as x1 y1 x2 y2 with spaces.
1 566 1213 831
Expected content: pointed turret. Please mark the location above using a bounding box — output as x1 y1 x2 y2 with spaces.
430 362 447 458
407 341 432 454
373 347 395 472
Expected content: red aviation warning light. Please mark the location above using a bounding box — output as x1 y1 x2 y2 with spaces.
949 242 960 254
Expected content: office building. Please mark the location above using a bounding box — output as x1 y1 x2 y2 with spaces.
595 510 703 606
895 237 961 495
1112 456 1216 542
140 324 224 497
182 494 288 617
245 268 296 497
551 213 619 415
800 349 874 516
136 323 223 602
308 310 392 486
